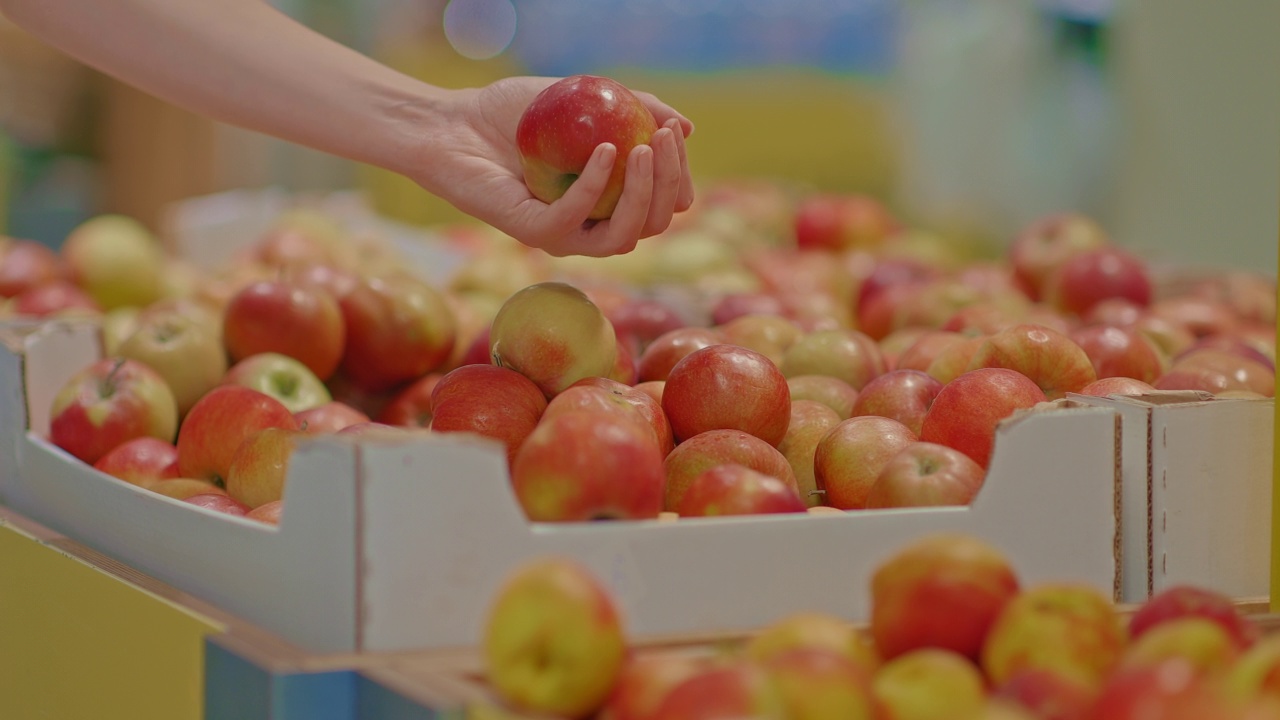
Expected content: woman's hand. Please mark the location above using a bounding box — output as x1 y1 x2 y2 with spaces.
407 77 695 258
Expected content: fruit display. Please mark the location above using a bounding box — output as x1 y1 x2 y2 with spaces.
470 537 1280 720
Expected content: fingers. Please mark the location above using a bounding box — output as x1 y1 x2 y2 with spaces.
637 92 695 138
582 144 655 257
642 124 681 236
669 117 695 212
528 142 616 242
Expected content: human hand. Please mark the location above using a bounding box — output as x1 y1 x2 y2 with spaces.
406 76 694 258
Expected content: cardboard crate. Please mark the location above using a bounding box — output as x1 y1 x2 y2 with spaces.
1071 391 1275 603
0 319 1124 654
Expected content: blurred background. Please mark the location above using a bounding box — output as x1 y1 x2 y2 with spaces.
0 0 1276 271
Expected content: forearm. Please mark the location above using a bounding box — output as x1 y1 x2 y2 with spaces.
0 0 447 174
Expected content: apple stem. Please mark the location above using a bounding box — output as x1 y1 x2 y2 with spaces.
102 357 128 397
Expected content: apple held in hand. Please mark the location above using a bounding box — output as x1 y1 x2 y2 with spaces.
490 282 618 398
663 344 791 446
483 557 627 718
222 279 346 381
516 74 658 220
50 358 179 465
176 385 299 486
865 441 987 510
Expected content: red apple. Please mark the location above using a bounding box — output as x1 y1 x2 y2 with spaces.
1129 585 1261 652
866 441 987 509
920 368 1048 469
1076 377 1158 398
606 297 688 357
184 493 251 517
966 324 1097 400
12 281 101 318
850 369 943 436
1155 349 1275 396
813 416 918 510
376 373 445 428
600 652 710 720
994 669 1098 720
294 401 371 434
778 400 843 508
1008 212 1110 301
676 463 806 517
663 344 791 446
1088 658 1233 720
564 376 674 457
1044 247 1152 317
1084 298 1146 328
923 335 989 385
339 274 457 392
780 328 887 392
870 533 1020 662
794 193 899 252
222 279 346 381
490 281 617 398
516 74 658 220
279 261 361 303
176 385 300 486
663 429 797 512
431 364 550 468
49 358 179 465
1148 295 1240 340
1118 617 1242 678
92 436 180 486
651 663 788 720
246 499 283 525
0 238 68 297
223 352 332 414
1069 325 1165 384
224 426 299 509
895 331 971 373
636 326 724 383
510 410 664 521
856 258 943 311
609 335 639 385
633 380 664 406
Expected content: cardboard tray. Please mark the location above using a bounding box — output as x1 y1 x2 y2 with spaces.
0 320 1123 654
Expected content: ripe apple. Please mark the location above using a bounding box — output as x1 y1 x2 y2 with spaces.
1117 617 1241 678
1069 325 1165 385
779 328 887 392
778 400 842 508
635 326 724 383
510 410 664 521
866 441 987 509
561 376 674 457
850 369 943 436
490 281 617 398
1148 295 1240 340
224 427 299 509
246 500 284 525
49 358 179 465
981 583 1126 690
793 193 899 252
430 364 549 469
92 436 180 486
176 385 300 486
606 297 687 357
1089 658 1235 720
919 368 1048 469
813 416 918 510
895 330 970 373
11 280 102 317
922 335 989 385
185 493 251 517
516 74 658 220
663 429 797 511
599 651 711 720
1076 377 1158 398
60 214 166 310
0 238 67 297
871 648 987 720
483 557 626 718
376 373 444 428
279 261 361 303
663 344 791 446
294 401 371 434
717 314 805 368
148 477 227 500
746 612 881 676
675 463 806 517
339 274 457 392
1007 212 1110 301
1044 247 1152 317
223 352 333 414
633 380 665 407
856 258 941 314
759 647 877 720
966 324 1096 400
222 279 345 381
650 663 788 720
1129 584 1261 651
993 668 1098 720
787 375 860 419
1155 349 1275 396
870 533 1020 662
116 301 227 417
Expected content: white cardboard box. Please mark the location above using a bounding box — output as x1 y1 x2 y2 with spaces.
1071 391 1274 603
0 320 1123 654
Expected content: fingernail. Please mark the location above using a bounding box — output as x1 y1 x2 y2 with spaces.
597 143 616 168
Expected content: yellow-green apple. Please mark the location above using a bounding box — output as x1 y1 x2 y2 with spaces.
101 306 142 356
560 377 674 457
635 327 724 383
116 302 227 417
510 410 663 521
247 500 283 526
778 400 842 508
663 344 791 446
865 441 987 509
1044 247 1152 318
222 279 345 381
49 358 179 465
1007 212 1110 301
1117 617 1241 678
148 477 227 500
1129 585 1261 651
779 328 887 391
759 647 876 720
966 324 1096 400
981 583 1126 690
787 375 860 420
294 401 371 434
483 557 627 718
92 436 180 486
1076 377 1158 398
993 668 1097 720
920 368 1048 469
814 416 918 510
339 274 457 392
793 193 900 252
185 493 251 517
675 463 806 517
429 364 549 469
850 369 943 436
12 281 101 318
604 297 687 357
176 385 299 486
717 314 805 368
709 292 786 326
599 651 711 720
490 282 616 398
224 427 299 509
516 74 658 220
870 533 1020 662
1155 349 1276 396
1069 325 1165 384
871 648 987 720
663 429 797 511
377 373 444 428
223 352 332 414
746 612 881 675
60 214 166 310
0 238 67 297
650 662 788 720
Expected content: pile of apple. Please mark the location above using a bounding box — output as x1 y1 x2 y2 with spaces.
474 536 1280 720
